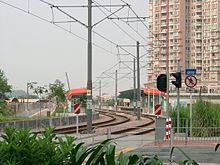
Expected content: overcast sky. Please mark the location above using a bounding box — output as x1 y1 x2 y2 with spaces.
0 0 148 96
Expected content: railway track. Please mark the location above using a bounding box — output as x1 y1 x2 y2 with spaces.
54 111 129 134
54 109 155 136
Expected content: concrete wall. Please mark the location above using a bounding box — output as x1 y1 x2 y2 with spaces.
0 112 99 132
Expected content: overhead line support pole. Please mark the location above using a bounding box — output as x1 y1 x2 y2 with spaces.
87 0 93 134
137 41 141 120
99 80 101 111
133 58 136 116
115 70 118 111
65 72 71 91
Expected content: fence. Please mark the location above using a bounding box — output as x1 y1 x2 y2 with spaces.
170 118 220 142
0 112 99 132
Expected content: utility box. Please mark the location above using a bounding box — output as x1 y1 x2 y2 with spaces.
155 117 166 141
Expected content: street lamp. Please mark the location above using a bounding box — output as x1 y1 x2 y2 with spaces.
26 81 37 111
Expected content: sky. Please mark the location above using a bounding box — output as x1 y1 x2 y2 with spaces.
0 0 148 96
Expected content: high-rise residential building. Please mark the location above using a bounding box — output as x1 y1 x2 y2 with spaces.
146 0 220 93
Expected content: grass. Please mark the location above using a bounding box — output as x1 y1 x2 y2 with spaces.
54 107 66 113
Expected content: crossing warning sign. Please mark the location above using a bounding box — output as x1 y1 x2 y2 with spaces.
73 103 81 114
154 104 161 116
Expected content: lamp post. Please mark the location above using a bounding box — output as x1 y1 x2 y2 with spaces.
26 82 37 111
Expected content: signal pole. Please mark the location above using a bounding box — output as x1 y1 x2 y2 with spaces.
177 63 181 133
166 0 170 119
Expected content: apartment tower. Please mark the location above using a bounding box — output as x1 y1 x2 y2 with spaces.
146 0 220 93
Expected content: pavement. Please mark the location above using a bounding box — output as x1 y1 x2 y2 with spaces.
58 132 220 164
132 146 220 164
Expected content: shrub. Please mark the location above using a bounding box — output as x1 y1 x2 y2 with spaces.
0 127 157 165
171 99 220 137
0 100 12 116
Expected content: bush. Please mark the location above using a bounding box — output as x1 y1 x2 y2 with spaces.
171 99 220 137
55 107 65 113
0 127 200 164
0 127 153 165
0 100 12 116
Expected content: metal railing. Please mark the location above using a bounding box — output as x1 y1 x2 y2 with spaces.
0 113 99 133
171 118 220 142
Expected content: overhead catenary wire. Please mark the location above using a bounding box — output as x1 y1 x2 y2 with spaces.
118 0 164 52
1 0 153 58
8 0 148 59
1 0 149 95
93 0 146 43
93 0 148 43
40 0 139 58
40 0 140 57
0 0 119 56
93 0 151 54
94 60 147 93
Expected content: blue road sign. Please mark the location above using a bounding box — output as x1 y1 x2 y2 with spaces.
185 69 196 76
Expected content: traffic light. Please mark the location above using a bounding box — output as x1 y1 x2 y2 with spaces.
170 72 182 88
157 74 167 92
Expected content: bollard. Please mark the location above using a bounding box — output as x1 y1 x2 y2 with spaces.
170 128 174 165
92 133 95 147
185 118 188 146
107 128 111 139
170 128 174 147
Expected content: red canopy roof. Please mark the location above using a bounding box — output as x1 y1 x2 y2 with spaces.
144 88 165 95
66 88 87 100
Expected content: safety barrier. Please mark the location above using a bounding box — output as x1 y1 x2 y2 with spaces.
165 118 172 139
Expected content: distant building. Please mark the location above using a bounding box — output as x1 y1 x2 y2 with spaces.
146 0 220 93
5 98 19 103
18 99 39 103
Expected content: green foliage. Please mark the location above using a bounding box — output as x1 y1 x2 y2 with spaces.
0 69 12 99
33 86 48 98
170 106 189 133
54 107 65 113
215 144 220 152
0 100 12 116
170 106 189 120
170 147 198 165
71 94 87 107
144 155 162 165
0 127 164 165
106 99 115 106
0 127 207 165
171 99 220 136
0 116 36 122
48 80 66 104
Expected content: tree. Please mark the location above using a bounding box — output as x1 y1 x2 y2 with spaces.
48 80 66 105
33 86 48 98
0 69 12 99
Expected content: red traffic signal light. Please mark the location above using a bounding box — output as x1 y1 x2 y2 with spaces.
170 72 182 88
157 74 167 92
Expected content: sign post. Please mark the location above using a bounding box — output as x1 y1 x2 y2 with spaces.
190 92 192 136
185 69 197 136
73 103 81 134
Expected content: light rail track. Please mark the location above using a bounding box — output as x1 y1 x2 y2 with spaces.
54 111 130 134
55 109 155 136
